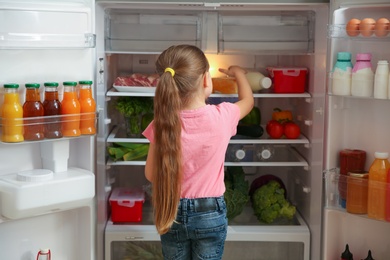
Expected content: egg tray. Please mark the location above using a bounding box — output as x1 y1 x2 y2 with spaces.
328 24 390 39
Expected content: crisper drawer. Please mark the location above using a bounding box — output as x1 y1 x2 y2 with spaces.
218 11 315 54
109 240 304 260
105 10 203 52
104 6 316 54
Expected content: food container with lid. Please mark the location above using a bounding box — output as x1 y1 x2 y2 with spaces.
267 67 308 93
109 187 145 223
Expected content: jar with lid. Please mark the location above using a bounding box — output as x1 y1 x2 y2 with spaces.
346 171 368 214
43 82 62 139
338 149 366 208
23 83 44 141
331 52 353 96
367 152 390 220
61 81 80 137
1 83 24 143
373 60 389 99
351 53 374 97
78 80 96 135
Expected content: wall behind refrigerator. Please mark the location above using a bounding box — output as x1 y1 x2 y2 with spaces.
0 1 96 259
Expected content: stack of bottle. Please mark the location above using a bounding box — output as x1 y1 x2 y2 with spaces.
331 52 389 99
0 81 96 143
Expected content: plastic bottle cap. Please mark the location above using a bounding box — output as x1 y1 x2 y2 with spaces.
337 52 352 60
377 60 389 65
356 53 372 61
235 149 246 160
261 77 272 89
261 149 272 159
17 169 54 182
374 152 388 159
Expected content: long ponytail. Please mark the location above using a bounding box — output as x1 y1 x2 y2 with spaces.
152 45 209 234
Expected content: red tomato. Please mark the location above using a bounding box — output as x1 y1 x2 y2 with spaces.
284 122 301 139
266 120 284 139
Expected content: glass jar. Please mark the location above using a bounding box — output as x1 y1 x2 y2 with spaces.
1 83 24 142
78 80 96 135
61 81 81 137
23 83 44 141
43 82 62 139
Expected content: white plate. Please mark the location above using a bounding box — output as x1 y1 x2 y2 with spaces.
113 85 156 93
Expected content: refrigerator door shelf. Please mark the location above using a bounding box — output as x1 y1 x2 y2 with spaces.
0 167 95 220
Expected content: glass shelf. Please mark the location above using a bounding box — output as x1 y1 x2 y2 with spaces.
106 87 311 98
0 33 96 49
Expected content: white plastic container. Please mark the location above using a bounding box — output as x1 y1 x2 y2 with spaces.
374 60 389 99
0 167 95 219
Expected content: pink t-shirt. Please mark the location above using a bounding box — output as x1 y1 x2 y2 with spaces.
142 102 240 199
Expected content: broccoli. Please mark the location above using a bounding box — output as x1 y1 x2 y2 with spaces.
224 166 250 221
251 180 296 224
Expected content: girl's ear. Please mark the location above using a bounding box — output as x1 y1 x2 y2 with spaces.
203 71 212 89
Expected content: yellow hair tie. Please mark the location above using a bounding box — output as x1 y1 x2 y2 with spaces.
164 67 175 77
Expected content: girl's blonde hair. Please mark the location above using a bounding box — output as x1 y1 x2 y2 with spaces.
152 45 209 234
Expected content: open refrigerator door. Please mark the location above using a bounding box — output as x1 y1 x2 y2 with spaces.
0 0 96 259
323 0 390 259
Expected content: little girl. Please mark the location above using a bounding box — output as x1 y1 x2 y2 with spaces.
143 44 253 260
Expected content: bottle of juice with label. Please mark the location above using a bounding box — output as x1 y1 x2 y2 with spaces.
43 82 62 139
61 81 80 137
23 83 44 141
1 83 24 142
367 152 390 220
78 80 96 135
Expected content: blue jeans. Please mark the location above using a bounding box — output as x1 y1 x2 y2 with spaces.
160 196 228 260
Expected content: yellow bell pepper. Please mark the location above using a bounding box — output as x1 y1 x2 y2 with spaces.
272 108 293 123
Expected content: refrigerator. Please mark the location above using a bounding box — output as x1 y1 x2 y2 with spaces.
0 0 389 260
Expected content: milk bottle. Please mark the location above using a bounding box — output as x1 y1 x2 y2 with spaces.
331 52 353 96
374 60 389 99
351 53 374 97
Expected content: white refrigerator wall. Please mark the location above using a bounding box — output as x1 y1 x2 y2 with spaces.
0 1 96 259
323 1 390 259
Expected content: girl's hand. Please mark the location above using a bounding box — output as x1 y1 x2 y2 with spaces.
218 66 247 78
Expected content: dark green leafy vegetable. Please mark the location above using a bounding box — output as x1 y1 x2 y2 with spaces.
224 166 250 221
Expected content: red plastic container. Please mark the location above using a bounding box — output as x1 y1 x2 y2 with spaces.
109 187 145 223
267 67 308 93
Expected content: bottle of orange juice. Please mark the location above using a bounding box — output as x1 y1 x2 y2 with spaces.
1 83 24 142
61 81 80 137
367 152 390 220
78 80 96 135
